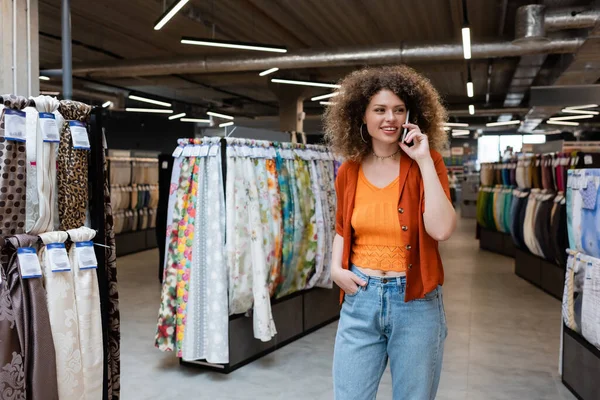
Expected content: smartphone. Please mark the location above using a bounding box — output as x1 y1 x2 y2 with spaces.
401 110 411 145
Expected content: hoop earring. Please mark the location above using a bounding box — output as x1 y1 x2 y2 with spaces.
360 124 368 143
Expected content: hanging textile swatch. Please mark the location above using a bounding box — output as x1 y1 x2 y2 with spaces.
57 100 92 231
1 235 59 400
155 141 194 353
38 231 85 400
30 96 63 234
67 227 104 400
182 137 229 364
102 137 121 400
0 95 31 240
0 257 26 399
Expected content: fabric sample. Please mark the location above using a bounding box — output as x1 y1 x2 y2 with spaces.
0 95 30 243
0 259 26 400
67 227 103 400
38 231 85 400
2 235 59 400
57 100 92 231
30 96 63 234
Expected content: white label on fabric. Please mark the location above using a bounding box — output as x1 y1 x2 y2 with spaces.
40 113 60 142
208 145 219 157
69 121 91 149
199 145 210 157
182 145 193 157
172 146 183 158
76 241 98 270
4 109 27 142
586 262 593 280
17 248 42 278
162 161 169 169
584 155 593 165
536 159 540 167
47 243 71 272
191 145 201 157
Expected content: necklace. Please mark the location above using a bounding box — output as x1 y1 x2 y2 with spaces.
372 149 400 161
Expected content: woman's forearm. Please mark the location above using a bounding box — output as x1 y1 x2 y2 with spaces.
418 157 457 241
331 233 344 270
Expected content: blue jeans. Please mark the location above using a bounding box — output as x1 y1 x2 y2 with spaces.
333 265 448 400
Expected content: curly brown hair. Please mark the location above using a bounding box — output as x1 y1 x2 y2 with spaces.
323 65 448 162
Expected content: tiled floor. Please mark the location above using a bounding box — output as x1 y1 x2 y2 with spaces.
119 216 576 399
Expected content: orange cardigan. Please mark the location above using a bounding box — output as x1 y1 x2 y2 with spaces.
335 149 451 303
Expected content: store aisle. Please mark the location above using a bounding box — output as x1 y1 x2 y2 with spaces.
119 216 575 400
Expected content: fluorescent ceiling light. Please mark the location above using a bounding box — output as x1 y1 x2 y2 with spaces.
467 82 474 98
219 121 234 128
311 92 339 101
259 68 279 76
549 114 594 121
181 37 287 53
207 111 234 120
181 118 210 123
125 108 173 114
546 120 579 126
40 91 60 96
486 120 521 127
469 105 475 115
169 112 186 120
462 27 471 59
444 122 469 127
443 126 451 131
320 101 336 106
564 104 598 110
128 95 171 107
102 101 112 108
271 78 341 89
452 130 470 136
154 0 189 30
39 76 50 81
523 134 546 144
561 108 599 115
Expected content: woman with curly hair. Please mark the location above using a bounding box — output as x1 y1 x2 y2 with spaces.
324 65 456 399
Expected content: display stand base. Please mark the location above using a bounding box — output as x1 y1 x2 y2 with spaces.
180 285 340 374
514 248 564 300
115 228 157 256
562 325 600 400
479 226 516 258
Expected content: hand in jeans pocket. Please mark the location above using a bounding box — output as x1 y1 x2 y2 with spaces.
332 267 367 296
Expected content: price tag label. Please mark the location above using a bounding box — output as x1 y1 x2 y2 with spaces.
183 145 193 157
191 145 201 157
162 161 169 169
172 146 183 158
40 113 60 142
17 247 42 278
4 109 27 142
199 145 210 157
586 262 593 280
47 243 71 272
69 121 90 149
208 145 219 157
75 241 98 270
585 155 593 165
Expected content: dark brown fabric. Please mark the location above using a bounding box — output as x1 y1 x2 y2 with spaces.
103 140 120 400
0 95 31 267
3 235 59 400
57 101 92 231
0 248 26 400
